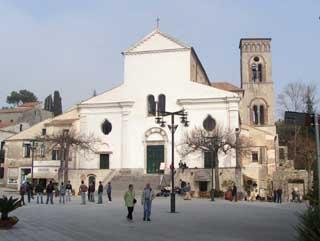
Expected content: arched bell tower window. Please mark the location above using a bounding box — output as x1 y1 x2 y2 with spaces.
147 95 156 116
251 102 267 126
250 56 264 83
158 94 166 114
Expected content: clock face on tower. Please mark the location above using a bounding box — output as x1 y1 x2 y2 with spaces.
101 119 112 135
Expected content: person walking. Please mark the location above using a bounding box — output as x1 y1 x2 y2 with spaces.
97 181 103 204
141 183 155 221
107 182 112 202
46 181 54 205
26 181 33 203
79 181 88 205
59 182 66 204
232 184 238 202
273 189 277 203
19 183 26 206
66 180 72 202
35 183 44 204
277 188 282 204
184 182 192 200
124 184 136 221
88 182 95 202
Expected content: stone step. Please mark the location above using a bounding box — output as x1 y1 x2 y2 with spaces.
110 174 171 191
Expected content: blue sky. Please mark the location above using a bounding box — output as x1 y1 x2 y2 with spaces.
0 0 319 114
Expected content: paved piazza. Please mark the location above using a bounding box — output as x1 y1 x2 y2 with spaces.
1 194 305 241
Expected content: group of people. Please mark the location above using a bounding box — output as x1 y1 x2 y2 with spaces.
124 183 155 222
178 160 189 173
273 188 283 203
225 184 238 201
20 180 73 205
78 181 112 205
19 180 112 205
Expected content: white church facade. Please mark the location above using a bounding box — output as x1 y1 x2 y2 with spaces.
4 28 278 197
78 29 240 173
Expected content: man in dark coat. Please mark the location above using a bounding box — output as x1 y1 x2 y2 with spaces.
232 184 238 202
277 188 282 204
88 182 95 202
107 182 112 202
26 181 33 203
46 181 54 204
20 183 26 205
97 181 103 204
35 183 44 204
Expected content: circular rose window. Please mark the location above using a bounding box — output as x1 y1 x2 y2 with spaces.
254 56 260 62
101 119 112 135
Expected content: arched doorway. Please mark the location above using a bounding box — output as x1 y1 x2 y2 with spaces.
88 175 96 185
144 128 168 174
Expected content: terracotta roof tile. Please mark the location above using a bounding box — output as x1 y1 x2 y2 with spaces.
0 107 31 114
18 102 39 108
0 102 40 114
211 82 243 92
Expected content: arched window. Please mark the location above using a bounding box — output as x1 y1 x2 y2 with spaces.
158 94 166 114
251 104 266 126
250 56 264 83
147 95 156 116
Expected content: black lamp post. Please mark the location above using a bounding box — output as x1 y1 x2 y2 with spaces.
155 104 189 213
24 139 38 185
203 115 216 201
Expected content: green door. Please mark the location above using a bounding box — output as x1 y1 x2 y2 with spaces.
147 145 164 174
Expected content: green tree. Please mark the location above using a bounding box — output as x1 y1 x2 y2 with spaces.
179 126 251 191
53 91 62 116
44 94 53 112
6 89 38 106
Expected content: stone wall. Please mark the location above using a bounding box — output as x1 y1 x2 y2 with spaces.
175 167 238 197
272 167 309 202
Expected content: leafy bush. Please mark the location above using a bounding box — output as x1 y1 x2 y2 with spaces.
295 205 320 241
0 196 21 220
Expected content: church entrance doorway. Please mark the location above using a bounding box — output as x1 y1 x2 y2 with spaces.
147 145 164 174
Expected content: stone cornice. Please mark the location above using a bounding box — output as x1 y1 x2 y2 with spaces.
78 101 135 110
177 96 240 105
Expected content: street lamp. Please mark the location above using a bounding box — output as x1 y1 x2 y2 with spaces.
235 128 241 192
155 104 189 213
203 115 216 201
23 139 38 185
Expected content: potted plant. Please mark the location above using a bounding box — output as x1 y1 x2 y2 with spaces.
0 196 21 229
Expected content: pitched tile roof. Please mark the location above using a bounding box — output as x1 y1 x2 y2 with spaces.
211 82 244 93
0 102 40 114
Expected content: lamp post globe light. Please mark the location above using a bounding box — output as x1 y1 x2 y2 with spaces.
155 103 189 213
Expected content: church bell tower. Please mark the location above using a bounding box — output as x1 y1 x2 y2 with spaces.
239 38 275 128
